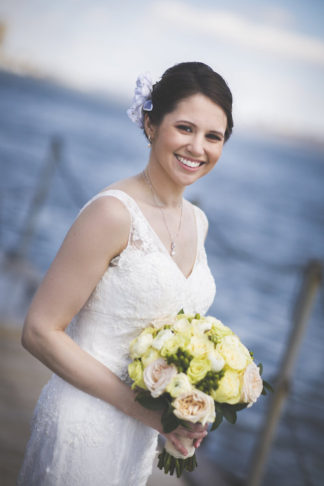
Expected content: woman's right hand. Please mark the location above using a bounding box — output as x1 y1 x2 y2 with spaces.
162 422 208 456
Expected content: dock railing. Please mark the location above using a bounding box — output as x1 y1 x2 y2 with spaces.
247 259 323 486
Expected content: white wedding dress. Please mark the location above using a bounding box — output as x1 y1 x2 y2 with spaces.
18 189 216 486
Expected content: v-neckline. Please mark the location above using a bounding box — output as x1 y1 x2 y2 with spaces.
107 189 199 281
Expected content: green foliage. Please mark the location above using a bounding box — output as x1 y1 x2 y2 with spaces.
135 390 168 411
211 401 248 431
157 449 198 477
161 404 181 433
177 309 184 315
262 379 274 395
195 370 225 394
165 348 193 373
207 333 219 345
257 362 263 375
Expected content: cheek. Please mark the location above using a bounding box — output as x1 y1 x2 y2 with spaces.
210 145 224 164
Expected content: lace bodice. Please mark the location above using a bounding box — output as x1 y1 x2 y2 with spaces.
18 189 216 486
68 189 216 381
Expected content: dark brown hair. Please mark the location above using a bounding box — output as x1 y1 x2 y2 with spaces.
146 62 233 142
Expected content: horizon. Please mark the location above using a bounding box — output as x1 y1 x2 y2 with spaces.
0 0 323 141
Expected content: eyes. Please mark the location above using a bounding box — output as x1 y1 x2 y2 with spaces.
176 124 223 142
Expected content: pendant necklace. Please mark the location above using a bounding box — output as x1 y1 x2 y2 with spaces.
143 170 183 257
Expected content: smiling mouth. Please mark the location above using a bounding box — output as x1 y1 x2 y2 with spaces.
175 155 205 168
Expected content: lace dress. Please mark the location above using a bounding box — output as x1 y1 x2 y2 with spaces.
18 189 216 486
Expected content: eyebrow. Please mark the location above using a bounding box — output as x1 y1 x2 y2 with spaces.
175 119 225 139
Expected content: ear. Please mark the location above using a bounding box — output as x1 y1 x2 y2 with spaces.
144 113 156 141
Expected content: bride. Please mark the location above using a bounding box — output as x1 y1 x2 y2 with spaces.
18 61 233 485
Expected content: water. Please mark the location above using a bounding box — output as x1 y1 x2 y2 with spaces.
1 70 324 485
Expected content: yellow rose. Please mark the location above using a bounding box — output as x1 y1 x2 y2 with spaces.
187 357 211 384
211 369 241 404
185 335 214 358
208 320 233 341
141 347 160 367
128 360 146 390
217 335 251 371
160 334 188 357
166 373 193 398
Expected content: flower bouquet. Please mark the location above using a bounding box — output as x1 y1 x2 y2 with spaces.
128 311 272 477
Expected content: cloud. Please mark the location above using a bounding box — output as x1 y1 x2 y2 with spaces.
153 1 324 66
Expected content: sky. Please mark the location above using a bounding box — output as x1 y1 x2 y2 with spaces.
0 0 323 139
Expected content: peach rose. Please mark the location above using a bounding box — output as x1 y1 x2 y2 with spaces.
172 389 215 425
241 362 263 407
143 358 177 398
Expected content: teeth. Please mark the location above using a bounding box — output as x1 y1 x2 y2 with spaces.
177 155 201 168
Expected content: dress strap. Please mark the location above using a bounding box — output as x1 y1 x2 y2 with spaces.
77 189 139 220
192 205 209 264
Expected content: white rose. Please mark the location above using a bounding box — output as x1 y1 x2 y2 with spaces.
165 437 195 460
194 318 213 334
173 318 190 333
186 335 214 357
152 329 174 351
241 362 263 407
172 389 216 425
208 350 225 372
166 373 193 398
143 358 177 398
129 333 153 359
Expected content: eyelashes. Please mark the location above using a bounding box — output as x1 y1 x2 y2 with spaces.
176 125 222 141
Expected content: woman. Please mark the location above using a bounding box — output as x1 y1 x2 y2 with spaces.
18 61 233 485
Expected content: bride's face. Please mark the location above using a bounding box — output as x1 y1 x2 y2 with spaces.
146 93 227 187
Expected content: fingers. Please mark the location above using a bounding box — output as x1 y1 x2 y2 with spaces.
194 438 202 448
169 435 188 456
178 426 207 440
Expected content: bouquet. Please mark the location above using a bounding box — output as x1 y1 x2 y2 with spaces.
128 311 272 477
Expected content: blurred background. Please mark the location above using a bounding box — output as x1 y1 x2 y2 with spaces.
0 1 323 485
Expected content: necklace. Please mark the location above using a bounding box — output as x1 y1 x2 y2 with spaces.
143 170 183 257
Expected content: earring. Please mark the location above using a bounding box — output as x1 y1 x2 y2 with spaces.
147 135 152 148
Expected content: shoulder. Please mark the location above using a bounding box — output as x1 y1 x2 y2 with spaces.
72 193 131 256
78 193 131 227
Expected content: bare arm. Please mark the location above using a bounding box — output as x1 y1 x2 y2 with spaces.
22 196 206 454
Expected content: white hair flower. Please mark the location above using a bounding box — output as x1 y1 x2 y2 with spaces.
127 72 153 128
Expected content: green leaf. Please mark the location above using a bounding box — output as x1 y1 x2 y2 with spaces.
177 308 184 315
231 403 248 412
161 407 181 433
135 391 167 411
211 409 223 431
257 363 264 375
222 405 237 424
263 380 274 393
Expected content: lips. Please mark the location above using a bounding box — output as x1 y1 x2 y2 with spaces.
175 154 205 169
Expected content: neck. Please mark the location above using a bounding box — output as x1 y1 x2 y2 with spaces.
143 162 184 208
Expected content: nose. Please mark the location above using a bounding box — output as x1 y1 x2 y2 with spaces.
186 134 205 157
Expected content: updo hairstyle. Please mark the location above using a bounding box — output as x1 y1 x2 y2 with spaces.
146 62 233 142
